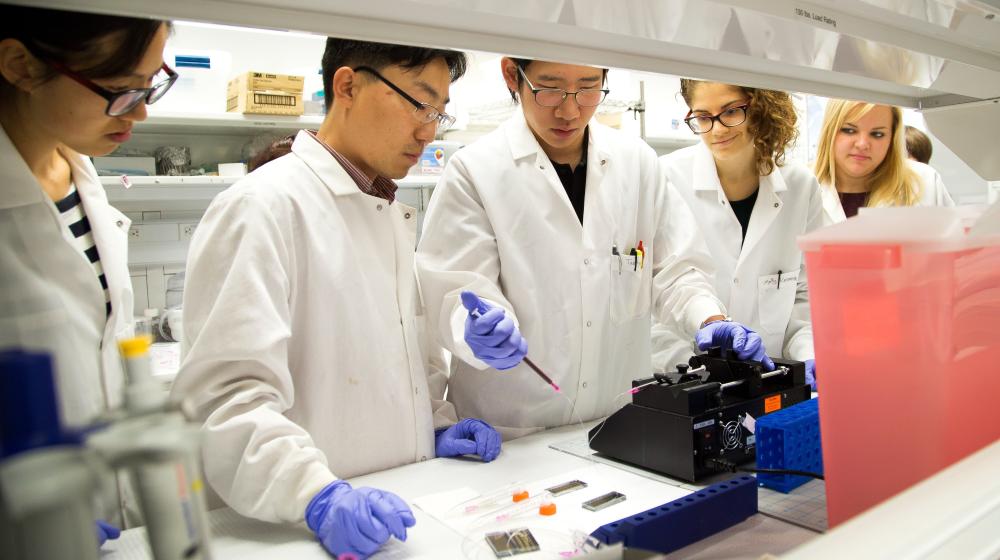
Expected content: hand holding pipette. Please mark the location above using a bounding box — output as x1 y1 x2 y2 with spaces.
460 291 559 392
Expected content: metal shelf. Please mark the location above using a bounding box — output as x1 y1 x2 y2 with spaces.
102 174 436 210
136 111 325 135
101 175 237 202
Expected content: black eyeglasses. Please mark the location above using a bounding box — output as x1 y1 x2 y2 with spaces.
684 104 750 134
353 66 456 130
47 60 178 117
516 66 608 108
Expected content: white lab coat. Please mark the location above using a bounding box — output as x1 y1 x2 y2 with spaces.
172 131 442 524
0 124 134 521
416 113 724 438
651 143 827 372
820 159 955 223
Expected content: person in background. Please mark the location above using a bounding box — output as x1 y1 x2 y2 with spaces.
416 57 772 440
247 133 296 172
813 100 953 222
171 38 501 560
0 5 174 543
651 80 825 390
904 124 933 165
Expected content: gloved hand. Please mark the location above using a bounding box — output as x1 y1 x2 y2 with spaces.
695 320 776 371
305 480 415 560
435 418 502 462
460 291 527 370
96 520 121 547
804 359 817 391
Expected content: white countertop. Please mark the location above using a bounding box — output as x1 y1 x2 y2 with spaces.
104 422 819 559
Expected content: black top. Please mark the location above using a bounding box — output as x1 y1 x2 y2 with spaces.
838 191 868 218
729 187 759 243
550 130 589 224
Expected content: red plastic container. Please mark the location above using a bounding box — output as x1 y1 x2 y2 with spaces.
799 207 1000 527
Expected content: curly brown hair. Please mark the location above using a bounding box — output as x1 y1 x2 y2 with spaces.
679 80 798 176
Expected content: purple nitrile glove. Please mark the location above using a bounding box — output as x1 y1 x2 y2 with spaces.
435 418 502 462
460 291 527 370
96 520 120 547
305 481 415 560
804 359 817 391
695 320 776 371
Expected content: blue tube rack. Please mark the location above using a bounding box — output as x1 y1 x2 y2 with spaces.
589 475 757 554
755 397 823 493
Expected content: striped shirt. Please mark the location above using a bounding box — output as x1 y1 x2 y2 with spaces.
56 185 112 317
306 130 398 203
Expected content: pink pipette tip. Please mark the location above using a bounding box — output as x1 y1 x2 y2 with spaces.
551 383 561 392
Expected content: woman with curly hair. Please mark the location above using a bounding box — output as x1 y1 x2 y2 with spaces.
814 101 953 222
651 80 825 389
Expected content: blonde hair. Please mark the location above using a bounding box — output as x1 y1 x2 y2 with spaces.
679 79 798 177
813 100 920 207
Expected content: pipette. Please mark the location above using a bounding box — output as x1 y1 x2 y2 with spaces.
460 291 560 392
446 482 530 517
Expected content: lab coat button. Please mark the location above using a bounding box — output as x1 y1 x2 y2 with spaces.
582 382 589 388
414 387 419 395
377 204 383 211
774 203 779 208
116 220 124 227
404 212 411 219
584 258 590 265
600 159 606 166
733 278 740 285
586 320 592 327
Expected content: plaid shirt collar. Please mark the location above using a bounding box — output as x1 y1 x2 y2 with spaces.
306 130 397 204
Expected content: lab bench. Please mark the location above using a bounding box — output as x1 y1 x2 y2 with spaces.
104 422 818 559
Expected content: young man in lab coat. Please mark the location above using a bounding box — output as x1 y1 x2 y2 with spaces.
172 39 501 560
416 58 773 439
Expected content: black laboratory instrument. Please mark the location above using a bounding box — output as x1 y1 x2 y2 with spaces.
588 346 811 482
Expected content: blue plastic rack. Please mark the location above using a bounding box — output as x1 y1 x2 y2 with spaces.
590 475 757 554
755 397 823 493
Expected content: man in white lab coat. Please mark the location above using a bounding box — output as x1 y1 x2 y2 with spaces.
172 39 500 560
416 58 772 439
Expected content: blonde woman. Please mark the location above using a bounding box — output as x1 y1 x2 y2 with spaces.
651 80 826 389
813 100 953 222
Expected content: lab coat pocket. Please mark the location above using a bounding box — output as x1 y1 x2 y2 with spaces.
757 272 798 335
610 256 649 324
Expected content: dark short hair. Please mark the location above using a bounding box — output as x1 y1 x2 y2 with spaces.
321 38 467 111
248 134 297 172
506 58 609 103
905 125 932 164
0 6 169 88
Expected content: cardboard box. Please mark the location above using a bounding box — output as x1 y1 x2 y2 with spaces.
229 72 304 94
227 72 305 116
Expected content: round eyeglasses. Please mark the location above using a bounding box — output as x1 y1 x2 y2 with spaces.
353 66 456 130
516 66 608 108
47 60 178 117
684 104 750 134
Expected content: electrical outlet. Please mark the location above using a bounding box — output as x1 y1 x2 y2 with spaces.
181 224 197 240
128 226 141 240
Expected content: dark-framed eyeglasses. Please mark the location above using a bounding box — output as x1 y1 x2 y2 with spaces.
47 60 178 117
516 65 608 108
684 104 750 134
353 66 456 131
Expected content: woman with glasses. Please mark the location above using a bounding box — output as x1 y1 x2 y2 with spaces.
651 80 826 390
813 100 953 223
416 59 773 439
0 5 173 538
